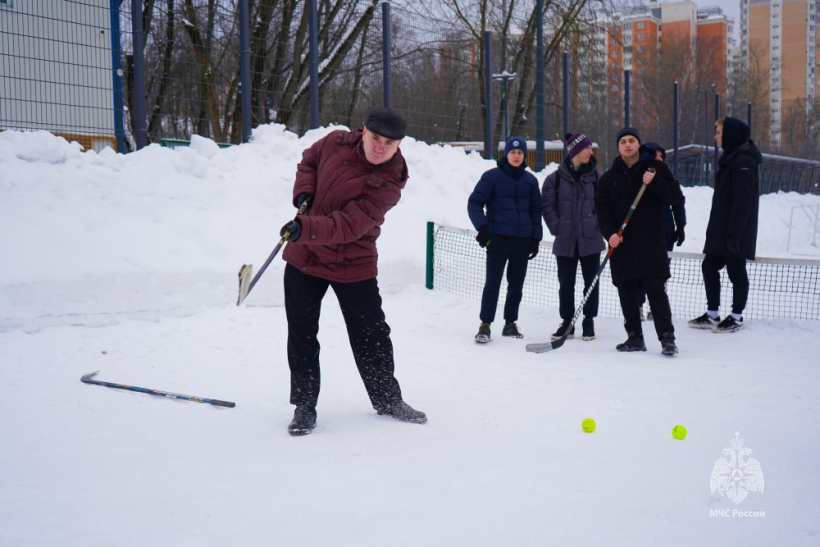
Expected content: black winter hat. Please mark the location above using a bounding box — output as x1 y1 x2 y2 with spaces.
364 108 407 140
616 127 641 145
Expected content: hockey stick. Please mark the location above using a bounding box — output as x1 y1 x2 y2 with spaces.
81 371 236 408
526 170 653 353
236 199 310 306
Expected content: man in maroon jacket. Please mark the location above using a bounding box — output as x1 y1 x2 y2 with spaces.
279 108 427 436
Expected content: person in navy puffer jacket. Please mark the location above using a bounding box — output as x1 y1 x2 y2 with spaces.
468 136 543 343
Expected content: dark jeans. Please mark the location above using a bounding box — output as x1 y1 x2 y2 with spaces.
479 235 530 324
617 277 674 340
284 264 402 411
556 249 601 320
702 254 749 315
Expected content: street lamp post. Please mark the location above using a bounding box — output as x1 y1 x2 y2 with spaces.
493 71 518 143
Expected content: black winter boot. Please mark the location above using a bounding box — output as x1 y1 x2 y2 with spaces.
377 400 427 424
661 333 678 356
475 322 491 343
550 320 575 341
288 405 317 436
616 332 646 352
502 322 523 338
581 317 595 341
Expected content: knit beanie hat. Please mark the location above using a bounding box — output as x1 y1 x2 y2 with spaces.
644 141 666 161
565 132 593 161
504 136 527 155
364 108 407 140
616 127 641 145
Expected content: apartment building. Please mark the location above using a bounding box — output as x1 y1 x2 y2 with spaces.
741 0 819 145
596 1 732 140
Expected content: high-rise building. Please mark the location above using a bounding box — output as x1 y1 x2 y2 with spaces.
741 0 819 145
596 1 732 140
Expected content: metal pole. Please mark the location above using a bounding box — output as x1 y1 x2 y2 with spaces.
131 0 147 149
484 31 494 160
673 81 679 178
704 89 708 184
109 0 125 152
624 69 631 128
714 91 720 167
382 2 392 108
747 101 753 139
308 0 319 129
239 0 252 143
563 51 569 157
501 0 508 140
535 0 545 170
502 79 510 141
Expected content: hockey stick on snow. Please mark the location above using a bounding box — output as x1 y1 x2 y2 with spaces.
236 199 311 306
81 371 236 408
526 170 653 354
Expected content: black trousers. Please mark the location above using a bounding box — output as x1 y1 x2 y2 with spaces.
284 264 402 410
702 254 749 315
556 249 601 320
616 277 674 340
479 235 530 324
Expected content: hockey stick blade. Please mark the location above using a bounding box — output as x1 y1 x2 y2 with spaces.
237 264 253 305
81 371 236 408
526 338 566 353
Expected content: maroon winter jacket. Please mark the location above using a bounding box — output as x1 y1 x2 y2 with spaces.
282 129 409 283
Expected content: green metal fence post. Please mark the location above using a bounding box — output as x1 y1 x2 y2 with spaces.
426 221 434 289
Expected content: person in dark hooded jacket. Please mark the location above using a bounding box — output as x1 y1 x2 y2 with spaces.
468 136 543 343
596 127 684 355
279 108 426 436
541 132 605 342
637 141 687 320
688 116 761 333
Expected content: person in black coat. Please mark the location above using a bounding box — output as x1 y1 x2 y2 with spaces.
688 116 761 333
637 142 687 319
468 136 543 342
596 127 684 355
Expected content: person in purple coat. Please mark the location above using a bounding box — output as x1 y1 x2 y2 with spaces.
541 132 605 342
279 108 426 436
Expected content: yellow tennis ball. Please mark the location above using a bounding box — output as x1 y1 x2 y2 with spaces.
672 424 687 440
582 418 596 433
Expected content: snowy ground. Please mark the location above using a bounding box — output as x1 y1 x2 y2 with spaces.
1 127 819 545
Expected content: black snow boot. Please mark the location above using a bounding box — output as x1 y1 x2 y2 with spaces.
661 333 678 356
377 400 427 424
502 322 523 338
616 332 646 352
475 322 491 343
288 405 317 436
550 320 575 341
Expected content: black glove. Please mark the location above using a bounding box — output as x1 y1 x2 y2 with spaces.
675 226 685 246
727 238 740 255
528 241 540 260
476 225 492 248
280 219 302 242
295 193 314 211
